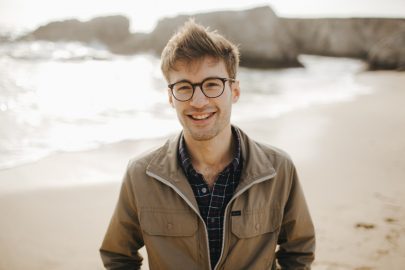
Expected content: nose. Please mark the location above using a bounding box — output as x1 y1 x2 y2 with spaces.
189 86 209 108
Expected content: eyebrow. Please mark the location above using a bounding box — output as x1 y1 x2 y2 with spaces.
171 76 225 85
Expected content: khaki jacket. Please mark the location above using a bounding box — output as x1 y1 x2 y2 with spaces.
100 127 315 269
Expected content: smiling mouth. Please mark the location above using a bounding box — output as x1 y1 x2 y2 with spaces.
188 112 215 121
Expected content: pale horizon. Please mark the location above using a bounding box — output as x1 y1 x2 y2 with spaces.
0 0 404 33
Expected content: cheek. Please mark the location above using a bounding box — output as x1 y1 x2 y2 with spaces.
172 102 184 114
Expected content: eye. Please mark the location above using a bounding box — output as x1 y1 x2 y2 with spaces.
206 82 220 87
203 79 222 90
174 82 192 92
179 85 192 90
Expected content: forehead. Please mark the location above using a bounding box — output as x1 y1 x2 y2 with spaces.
168 56 228 82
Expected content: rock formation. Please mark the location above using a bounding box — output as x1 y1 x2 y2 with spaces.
25 15 131 47
368 30 405 70
22 7 302 68
282 18 405 70
22 6 405 70
144 6 301 68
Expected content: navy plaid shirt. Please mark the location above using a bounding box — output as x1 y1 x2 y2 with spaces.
178 127 242 268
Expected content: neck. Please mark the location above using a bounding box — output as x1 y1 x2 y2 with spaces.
183 125 234 172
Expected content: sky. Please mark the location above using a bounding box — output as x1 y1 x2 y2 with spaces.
0 0 404 33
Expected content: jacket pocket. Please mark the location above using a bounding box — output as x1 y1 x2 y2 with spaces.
140 209 198 237
231 207 282 238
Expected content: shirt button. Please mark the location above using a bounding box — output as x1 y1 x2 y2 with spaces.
210 218 216 223
201 187 207 193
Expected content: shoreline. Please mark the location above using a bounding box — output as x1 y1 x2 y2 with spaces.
1 70 404 269
0 137 167 195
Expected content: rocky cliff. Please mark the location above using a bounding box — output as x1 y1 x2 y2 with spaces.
21 7 302 68
22 6 405 70
282 18 405 70
25 15 131 47
143 6 301 68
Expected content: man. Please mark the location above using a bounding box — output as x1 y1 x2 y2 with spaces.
100 19 315 269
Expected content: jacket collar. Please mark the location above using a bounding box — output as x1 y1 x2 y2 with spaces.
146 126 276 207
234 126 276 193
146 132 198 209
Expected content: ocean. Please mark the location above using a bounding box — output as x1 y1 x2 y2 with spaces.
0 40 371 170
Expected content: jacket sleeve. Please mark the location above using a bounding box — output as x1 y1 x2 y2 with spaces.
100 164 144 269
276 162 315 269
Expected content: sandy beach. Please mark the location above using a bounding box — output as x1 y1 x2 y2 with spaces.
0 71 404 269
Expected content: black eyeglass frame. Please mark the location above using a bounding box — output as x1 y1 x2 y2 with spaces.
168 77 235 102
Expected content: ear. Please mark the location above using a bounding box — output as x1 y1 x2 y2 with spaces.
168 88 175 108
231 80 240 104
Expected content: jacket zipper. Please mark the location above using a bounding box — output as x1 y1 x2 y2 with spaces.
146 171 212 270
213 172 277 270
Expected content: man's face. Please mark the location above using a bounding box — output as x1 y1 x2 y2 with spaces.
167 56 240 141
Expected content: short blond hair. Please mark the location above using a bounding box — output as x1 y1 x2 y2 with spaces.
161 19 240 82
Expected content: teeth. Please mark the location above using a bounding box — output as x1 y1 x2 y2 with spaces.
191 114 210 120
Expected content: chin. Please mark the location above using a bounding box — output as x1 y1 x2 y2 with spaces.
189 130 217 141
186 124 229 142
182 119 231 142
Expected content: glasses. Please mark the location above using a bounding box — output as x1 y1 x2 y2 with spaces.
168 77 235 102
